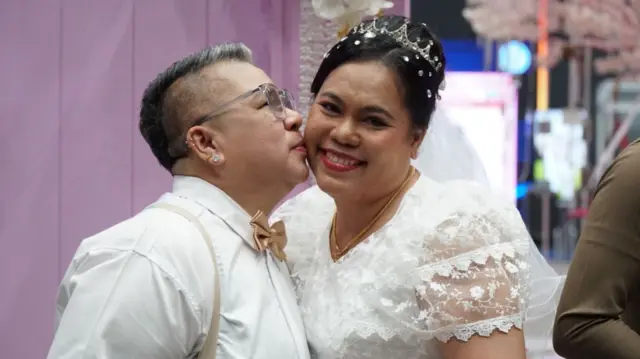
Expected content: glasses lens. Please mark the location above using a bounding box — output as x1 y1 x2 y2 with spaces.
264 85 285 119
281 90 296 111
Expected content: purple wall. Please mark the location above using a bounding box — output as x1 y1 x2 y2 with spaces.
0 1 299 357
0 1 409 357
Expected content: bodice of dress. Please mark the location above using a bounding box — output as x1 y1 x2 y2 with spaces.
272 176 533 359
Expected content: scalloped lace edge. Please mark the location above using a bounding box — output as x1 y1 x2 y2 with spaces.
414 242 529 280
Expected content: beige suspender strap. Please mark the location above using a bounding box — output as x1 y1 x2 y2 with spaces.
149 203 221 359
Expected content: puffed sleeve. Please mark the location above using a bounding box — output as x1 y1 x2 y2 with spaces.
414 189 531 343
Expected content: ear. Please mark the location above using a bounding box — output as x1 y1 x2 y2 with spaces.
409 128 426 159
185 125 225 165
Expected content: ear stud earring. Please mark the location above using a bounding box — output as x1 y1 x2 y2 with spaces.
211 154 221 163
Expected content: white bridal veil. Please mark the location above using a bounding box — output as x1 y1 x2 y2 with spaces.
414 108 565 354
412 108 491 187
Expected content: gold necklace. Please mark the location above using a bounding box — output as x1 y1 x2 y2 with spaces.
330 167 416 262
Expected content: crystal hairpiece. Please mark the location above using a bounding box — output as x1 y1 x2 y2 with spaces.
352 17 443 73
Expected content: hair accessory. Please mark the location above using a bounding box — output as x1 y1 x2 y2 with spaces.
352 17 443 73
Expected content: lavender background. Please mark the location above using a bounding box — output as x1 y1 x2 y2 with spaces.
0 0 408 357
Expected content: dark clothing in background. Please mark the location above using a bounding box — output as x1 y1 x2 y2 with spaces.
553 139 640 359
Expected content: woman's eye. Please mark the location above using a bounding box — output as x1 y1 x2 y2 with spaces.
319 102 340 114
363 117 388 128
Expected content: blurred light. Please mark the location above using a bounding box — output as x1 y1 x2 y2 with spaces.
497 41 532 75
537 0 549 110
516 182 533 199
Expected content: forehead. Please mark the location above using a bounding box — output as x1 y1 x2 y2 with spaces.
204 61 273 97
320 61 404 108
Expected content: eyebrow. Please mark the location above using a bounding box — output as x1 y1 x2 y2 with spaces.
318 91 396 120
318 91 345 106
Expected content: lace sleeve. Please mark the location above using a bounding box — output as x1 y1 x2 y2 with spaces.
414 197 531 343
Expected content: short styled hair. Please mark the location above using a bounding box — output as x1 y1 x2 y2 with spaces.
139 43 253 172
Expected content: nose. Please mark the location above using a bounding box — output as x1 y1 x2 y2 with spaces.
283 108 303 132
330 118 360 147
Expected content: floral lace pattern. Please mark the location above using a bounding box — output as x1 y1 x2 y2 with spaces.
272 176 532 359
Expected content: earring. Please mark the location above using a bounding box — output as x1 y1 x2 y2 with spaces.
210 154 221 163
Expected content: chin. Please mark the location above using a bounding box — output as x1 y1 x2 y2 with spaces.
312 170 354 199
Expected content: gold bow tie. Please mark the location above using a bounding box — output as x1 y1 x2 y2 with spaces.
249 211 287 261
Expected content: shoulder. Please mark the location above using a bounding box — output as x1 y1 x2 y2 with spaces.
58 213 206 323
53 216 205 358
405 177 529 258
411 176 521 222
272 185 334 274
580 140 640 247
272 185 334 235
274 185 334 218
605 138 640 174
443 179 527 241
593 139 640 204
70 199 217 301
76 202 204 263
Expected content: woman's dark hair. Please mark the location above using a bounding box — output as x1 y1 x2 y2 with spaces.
310 15 446 130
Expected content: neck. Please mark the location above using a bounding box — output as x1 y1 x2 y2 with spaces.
175 163 289 217
218 182 283 217
333 198 389 242
332 168 417 246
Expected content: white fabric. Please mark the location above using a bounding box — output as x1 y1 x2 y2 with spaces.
273 110 564 358
412 108 491 187
48 176 310 359
415 107 565 355
273 176 533 358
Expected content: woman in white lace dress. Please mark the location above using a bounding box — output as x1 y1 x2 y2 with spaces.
273 15 563 359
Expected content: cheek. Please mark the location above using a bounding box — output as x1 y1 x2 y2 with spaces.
303 115 328 146
247 124 286 152
269 126 289 150
366 135 413 166
303 123 318 146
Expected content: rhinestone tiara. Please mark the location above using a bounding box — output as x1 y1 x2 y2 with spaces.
352 17 443 73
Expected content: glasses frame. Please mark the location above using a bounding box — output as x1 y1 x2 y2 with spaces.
167 83 295 159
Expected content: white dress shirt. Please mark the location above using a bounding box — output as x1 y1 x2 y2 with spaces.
47 176 310 359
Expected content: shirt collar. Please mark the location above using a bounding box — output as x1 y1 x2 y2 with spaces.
171 175 253 244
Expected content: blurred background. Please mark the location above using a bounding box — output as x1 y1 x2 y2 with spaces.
1 0 633 357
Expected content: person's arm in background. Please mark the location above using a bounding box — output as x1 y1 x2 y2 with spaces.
47 248 203 359
553 142 640 359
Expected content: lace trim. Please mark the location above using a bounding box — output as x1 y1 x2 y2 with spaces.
416 241 530 281
320 314 524 349
434 314 524 342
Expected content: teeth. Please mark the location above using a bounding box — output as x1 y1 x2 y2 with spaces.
326 152 358 167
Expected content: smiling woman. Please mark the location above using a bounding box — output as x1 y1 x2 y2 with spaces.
273 14 564 359
306 60 419 203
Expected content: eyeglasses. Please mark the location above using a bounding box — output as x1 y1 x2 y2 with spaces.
168 83 296 159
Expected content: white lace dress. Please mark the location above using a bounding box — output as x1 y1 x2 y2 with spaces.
272 175 532 359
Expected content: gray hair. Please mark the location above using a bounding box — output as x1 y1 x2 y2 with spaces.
139 42 253 172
